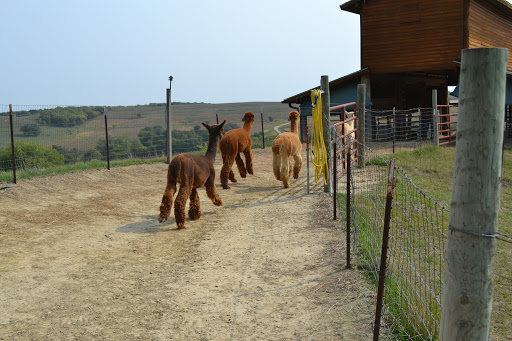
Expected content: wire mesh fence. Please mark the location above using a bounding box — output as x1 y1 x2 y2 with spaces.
0 103 287 183
332 139 512 340
364 108 436 153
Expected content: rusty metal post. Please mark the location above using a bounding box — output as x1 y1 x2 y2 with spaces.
346 148 352 268
373 158 396 341
104 114 111 170
306 125 310 195
9 105 17 184
261 111 265 149
333 127 337 220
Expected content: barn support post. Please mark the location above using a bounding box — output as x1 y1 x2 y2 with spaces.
432 90 439 146
440 47 508 341
321 75 331 193
357 84 366 167
104 114 111 170
9 104 17 184
166 76 173 163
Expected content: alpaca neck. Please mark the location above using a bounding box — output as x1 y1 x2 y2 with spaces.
205 137 220 161
243 121 253 133
290 120 299 134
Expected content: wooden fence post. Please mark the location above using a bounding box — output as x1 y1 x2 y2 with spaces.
321 75 331 193
357 84 366 167
440 47 508 340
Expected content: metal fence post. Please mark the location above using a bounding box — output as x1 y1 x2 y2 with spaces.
260 111 265 149
306 125 310 195
9 104 17 184
104 114 110 170
333 127 337 220
166 76 173 163
346 148 352 268
373 158 396 341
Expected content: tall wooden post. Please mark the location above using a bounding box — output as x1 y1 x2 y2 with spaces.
440 47 508 341
432 89 439 146
321 75 331 193
357 84 366 167
166 76 173 163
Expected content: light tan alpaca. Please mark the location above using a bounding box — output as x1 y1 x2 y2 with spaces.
272 111 302 188
336 111 356 146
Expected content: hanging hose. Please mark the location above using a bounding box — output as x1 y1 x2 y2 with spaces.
310 90 329 185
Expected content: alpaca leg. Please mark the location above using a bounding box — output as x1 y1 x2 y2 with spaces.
159 181 176 223
228 170 237 183
293 153 302 179
235 154 247 178
188 188 201 220
174 185 192 229
244 149 254 175
220 156 235 189
273 154 281 180
206 175 223 206
280 157 290 188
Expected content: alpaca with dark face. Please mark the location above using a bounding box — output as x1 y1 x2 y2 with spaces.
219 111 255 189
158 121 226 229
272 111 302 188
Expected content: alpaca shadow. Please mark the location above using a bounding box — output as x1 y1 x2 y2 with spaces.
117 212 217 234
116 215 178 234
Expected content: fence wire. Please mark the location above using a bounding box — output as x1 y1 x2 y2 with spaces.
0 104 283 183
333 138 511 340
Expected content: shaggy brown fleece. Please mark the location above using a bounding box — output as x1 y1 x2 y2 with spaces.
219 111 255 189
158 121 226 229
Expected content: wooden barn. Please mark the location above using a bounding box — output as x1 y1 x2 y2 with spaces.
283 0 512 115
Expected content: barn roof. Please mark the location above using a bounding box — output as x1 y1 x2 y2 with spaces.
340 0 512 16
282 68 369 104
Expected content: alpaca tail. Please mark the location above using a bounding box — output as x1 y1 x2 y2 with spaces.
272 137 285 181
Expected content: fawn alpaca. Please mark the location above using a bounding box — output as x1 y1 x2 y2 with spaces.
219 111 255 189
272 111 302 188
158 121 226 229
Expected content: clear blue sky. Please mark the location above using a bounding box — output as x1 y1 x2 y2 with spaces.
3 1 511 106
1 0 360 106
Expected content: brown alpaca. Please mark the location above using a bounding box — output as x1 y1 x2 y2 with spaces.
158 121 226 229
272 111 302 188
219 111 255 189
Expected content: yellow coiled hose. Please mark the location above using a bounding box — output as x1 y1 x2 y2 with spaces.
310 90 329 185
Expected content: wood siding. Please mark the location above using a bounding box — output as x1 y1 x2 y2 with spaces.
360 0 465 74
468 0 512 71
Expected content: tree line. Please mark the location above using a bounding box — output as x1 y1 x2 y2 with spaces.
0 123 241 171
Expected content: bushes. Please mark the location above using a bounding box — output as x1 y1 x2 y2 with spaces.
0 142 64 171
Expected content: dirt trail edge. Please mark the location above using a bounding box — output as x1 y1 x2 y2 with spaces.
0 148 374 340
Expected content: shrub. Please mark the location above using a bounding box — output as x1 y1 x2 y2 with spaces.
0 142 64 171
20 124 41 136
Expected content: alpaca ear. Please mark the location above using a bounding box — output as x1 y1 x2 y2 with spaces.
219 120 226 129
202 122 210 130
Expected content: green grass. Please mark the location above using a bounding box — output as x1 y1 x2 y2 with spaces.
0 157 167 182
350 145 512 340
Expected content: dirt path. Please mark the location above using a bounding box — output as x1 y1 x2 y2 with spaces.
0 148 374 340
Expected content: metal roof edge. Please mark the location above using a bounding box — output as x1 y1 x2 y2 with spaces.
282 68 369 104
